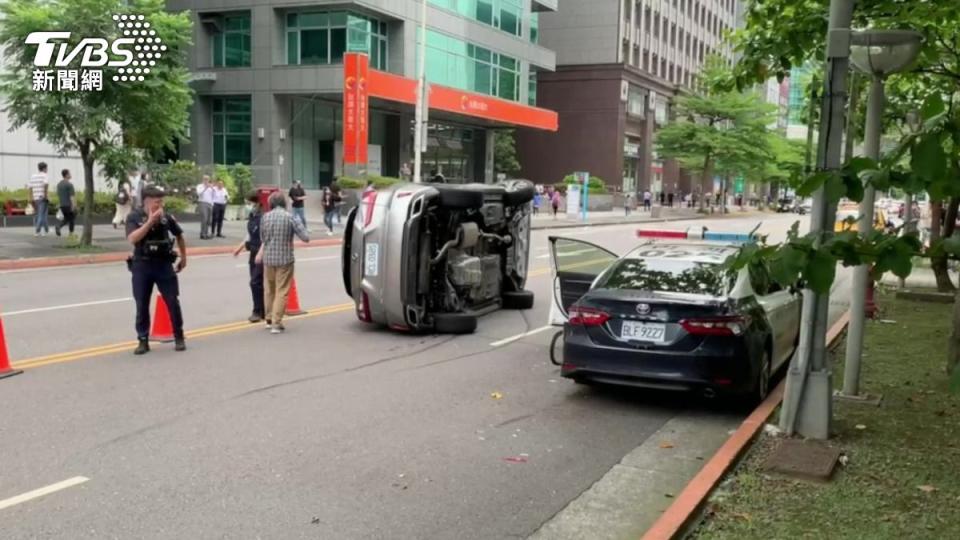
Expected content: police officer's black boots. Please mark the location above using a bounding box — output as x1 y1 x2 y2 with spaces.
175 337 187 352
134 339 150 355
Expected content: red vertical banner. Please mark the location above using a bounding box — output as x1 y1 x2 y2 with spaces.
343 53 359 165
357 53 370 166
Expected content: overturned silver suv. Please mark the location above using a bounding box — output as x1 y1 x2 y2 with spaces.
342 181 536 334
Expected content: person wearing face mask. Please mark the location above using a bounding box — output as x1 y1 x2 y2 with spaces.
233 191 265 323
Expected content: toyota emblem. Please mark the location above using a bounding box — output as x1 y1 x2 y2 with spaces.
636 303 651 315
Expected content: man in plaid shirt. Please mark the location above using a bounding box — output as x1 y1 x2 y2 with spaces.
255 191 310 333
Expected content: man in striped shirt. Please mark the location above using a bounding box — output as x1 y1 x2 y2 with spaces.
254 191 310 334
27 162 49 236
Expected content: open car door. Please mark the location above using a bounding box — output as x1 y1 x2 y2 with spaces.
548 237 619 325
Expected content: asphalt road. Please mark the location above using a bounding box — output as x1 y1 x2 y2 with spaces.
0 213 843 539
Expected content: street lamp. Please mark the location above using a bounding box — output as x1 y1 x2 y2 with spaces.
412 0 428 183
840 29 922 400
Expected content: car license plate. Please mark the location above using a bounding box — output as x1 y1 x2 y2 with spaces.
365 243 379 277
621 321 666 343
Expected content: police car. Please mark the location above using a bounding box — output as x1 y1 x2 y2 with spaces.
549 226 802 404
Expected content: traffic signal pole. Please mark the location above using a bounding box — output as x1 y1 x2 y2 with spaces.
779 0 854 439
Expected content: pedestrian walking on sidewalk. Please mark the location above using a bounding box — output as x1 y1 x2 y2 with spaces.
551 189 561 219
668 192 674 208
624 192 632 216
113 180 132 229
255 192 310 334
289 180 307 226
643 189 652 211
28 162 49 236
321 186 339 236
54 169 76 237
212 179 228 238
196 175 215 239
532 190 542 215
331 180 343 225
126 185 188 354
234 191 265 323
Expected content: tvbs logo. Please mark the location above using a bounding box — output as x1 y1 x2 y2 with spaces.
27 14 165 86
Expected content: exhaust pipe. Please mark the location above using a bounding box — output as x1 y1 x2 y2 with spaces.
702 388 716 399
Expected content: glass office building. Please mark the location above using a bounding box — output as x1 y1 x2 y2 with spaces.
170 0 558 188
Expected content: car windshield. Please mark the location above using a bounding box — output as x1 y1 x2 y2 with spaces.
594 257 730 297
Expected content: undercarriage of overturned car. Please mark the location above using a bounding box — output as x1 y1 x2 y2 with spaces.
344 181 536 334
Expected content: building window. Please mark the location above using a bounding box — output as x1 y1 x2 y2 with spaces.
528 71 537 106
421 29 521 102
212 97 251 165
627 84 645 117
643 50 650 71
212 12 251 67
286 11 388 70
428 0 522 37
530 12 539 44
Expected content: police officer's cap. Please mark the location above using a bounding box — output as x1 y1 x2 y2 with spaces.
141 184 167 199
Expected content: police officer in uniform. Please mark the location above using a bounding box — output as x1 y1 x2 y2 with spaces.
126 185 188 354
233 191 265 322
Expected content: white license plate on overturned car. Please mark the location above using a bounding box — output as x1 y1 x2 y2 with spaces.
365 243 379 277
620 321 667 343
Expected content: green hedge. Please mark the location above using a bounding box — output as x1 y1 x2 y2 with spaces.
562 174 608 194
337 176 403 190
1 188 187 214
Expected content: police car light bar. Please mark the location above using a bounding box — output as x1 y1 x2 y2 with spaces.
636 226 757 244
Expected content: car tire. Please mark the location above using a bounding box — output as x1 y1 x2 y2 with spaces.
437 188 484 209
549 330 563 366
433 312 478 334
503 182 535 206
502 290 535 310
752 349 772 405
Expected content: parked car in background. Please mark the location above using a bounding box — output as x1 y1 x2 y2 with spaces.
343 180 536 334
550 227 802 404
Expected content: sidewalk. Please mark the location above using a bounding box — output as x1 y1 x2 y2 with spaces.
530 206 704 229
0 217 344 269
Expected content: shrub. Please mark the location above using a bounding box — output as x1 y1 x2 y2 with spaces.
164 196 189 213
229 164 253 204
154 160 200 198
562 174 608 194
337 175 402 189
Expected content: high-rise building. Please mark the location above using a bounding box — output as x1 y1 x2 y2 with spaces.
168 0 560 187
517 0 741 195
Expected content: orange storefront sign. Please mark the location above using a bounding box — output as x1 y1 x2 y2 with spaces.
364 60 558 132
343 53 370 165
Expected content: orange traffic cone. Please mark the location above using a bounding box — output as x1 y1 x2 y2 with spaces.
285 279 306 316
0 308 23 380
150 295 175 343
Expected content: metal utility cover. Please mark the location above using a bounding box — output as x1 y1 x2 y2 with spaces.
763 439 842 483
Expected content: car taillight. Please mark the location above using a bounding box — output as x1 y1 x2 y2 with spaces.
680 316 749 336
358 292 372 323
363 191 377 228
568 306 611 327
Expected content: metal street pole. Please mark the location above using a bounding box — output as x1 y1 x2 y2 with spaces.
412 0 427 183
842 75 884 397
779 0 854 439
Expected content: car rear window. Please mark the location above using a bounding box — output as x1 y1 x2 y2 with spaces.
594 257 730 296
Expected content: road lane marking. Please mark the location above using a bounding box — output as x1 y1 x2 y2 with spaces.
0 476 89 511
11 303 355 370
1 298 131 317
490 325 553 347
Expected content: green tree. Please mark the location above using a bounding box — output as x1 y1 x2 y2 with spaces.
655 86 776 212
0 0 193 246
494 130 521 178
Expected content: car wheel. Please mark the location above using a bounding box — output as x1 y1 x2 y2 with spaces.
549 330 563 366
503 183 535 206
437 188 484 209
502 290 535 310
433 312 478 334
754 349 772 404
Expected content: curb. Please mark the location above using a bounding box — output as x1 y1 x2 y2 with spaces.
640 309 851 540
529 210 766 231
0 239 343 271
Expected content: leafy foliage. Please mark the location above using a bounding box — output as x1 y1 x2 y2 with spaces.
562 174 608 194
494 130 521 177
0 0 193 245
